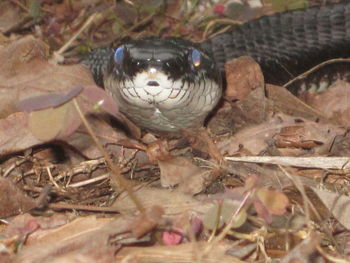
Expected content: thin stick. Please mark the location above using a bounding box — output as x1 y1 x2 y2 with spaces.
283 58 350 88
73 99 145 213
49 202 120 213
55 12 100 56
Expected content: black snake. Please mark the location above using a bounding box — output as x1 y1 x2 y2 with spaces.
83 1 350 133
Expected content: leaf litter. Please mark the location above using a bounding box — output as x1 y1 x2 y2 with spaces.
0 0 350 262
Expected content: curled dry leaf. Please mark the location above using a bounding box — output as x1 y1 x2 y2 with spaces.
146 139 171 162
218 113 344 156
17 86 83 112
274 125 323 149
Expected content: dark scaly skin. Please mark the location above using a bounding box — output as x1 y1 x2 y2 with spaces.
82 1 350 132
201 0 350 93
103 38 222 133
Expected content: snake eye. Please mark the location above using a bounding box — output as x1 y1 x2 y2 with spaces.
191 49 201 68
114 47 124 65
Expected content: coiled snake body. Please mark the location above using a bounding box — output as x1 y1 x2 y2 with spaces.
83 1 350 133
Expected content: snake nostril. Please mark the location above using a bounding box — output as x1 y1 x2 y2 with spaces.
147 80 160 86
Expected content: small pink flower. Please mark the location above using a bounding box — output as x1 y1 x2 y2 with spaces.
162 228 183 245
214 4 225 16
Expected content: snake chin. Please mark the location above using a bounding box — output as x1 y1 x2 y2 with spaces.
104 71 221 132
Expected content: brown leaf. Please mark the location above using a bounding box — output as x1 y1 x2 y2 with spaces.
0 36 141 157
0 36 95 155
184 128 223 162
0 36 93 116
274 125 323 149
218 113 344 156
28 100 80 141
0 112 41 155
279 232 320 263
306 80 350 126
266 84 327 121
112 186 213 216
129 206 164 238
13 216 126 263
3 214 40 240
158 156 209 194
17 87 83 111
0 177 36 218
311 187 350 230
116 241 244 263
0 2 22 32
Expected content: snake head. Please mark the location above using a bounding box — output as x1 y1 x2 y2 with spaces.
104 37 222 132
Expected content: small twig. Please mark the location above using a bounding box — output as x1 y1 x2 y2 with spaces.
283 58 350 88
10 0 29 12
3 158 28 177
55 12 100 57
203 19 242 40
67 173 109 188
73 99 145 213
49 202 120 213
225 156 350 170
46 166 61 190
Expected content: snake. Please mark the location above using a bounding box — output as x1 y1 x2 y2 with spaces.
82 1 350 133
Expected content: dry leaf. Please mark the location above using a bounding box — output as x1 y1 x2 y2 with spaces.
311 187 350 230
113 186 213 216
266 84 327 121
0 177 36 218
129 206 164 238
202 199 247 230
306 80 350 126
0 2 22 32
158 156 209 194
218 113 344 155
279 232 320 263
13 216 127 263
255 188 289 223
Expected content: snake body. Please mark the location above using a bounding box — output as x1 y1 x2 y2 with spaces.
83 1 350 133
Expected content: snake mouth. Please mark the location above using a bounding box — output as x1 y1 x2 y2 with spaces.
147 80 160 86
117 70 192 108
